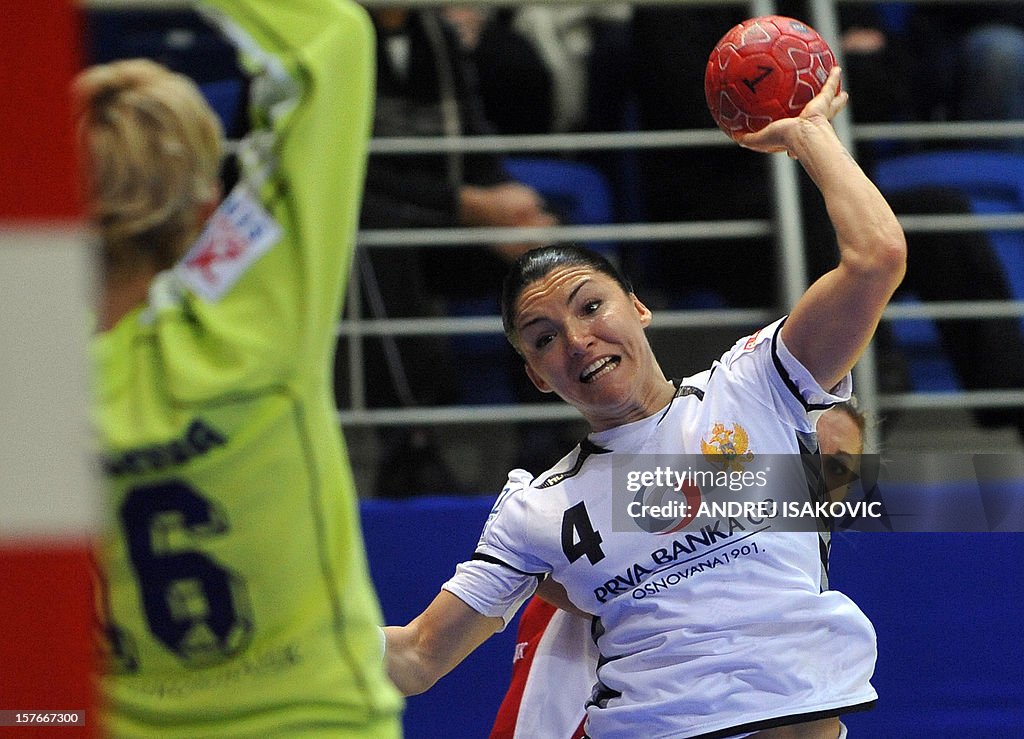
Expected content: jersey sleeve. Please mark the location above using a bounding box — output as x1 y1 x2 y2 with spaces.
442 470 548 627
716 317 852 432
174 0 374 390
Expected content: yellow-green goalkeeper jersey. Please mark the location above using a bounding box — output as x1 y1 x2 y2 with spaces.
91 1 402 735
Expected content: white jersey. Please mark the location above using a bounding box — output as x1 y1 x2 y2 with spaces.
445 318 877 739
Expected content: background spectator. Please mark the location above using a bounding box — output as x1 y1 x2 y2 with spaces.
343 8 561 495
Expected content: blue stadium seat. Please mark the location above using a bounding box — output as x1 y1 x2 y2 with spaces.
502 156 616 252
872 150 1024 391
200 79 245 132
449 157 618 405
87 9 247 135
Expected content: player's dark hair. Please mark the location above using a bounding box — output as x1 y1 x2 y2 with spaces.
833 399 867 436
501 244 633 347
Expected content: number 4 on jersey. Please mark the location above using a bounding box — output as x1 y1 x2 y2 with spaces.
561 501 605 565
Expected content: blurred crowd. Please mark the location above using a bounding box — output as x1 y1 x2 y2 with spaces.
87 2 1024 497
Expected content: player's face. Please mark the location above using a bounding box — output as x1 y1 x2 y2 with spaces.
513 266 671 431
817 409 863 502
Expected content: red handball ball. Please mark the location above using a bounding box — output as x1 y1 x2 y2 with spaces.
705 15 837 140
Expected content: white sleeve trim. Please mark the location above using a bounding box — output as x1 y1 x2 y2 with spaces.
442 559 539 631
774 325 853 409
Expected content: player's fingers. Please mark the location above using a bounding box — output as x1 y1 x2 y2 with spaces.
808 66 842 111
802 69 844 121
832 90 850 116
824 65 842 94
735 129 789 153
820 90 849 122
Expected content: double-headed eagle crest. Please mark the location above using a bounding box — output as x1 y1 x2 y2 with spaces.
701 422 755 472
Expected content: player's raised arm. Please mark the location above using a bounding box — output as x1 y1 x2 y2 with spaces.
738 67 906 391
198 0 374 360
384 591 503 695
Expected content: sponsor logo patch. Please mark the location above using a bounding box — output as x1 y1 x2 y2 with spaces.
742 328 762 351
176 187 282 301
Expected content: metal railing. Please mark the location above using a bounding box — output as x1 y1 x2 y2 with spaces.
86 0 1024 452
341 0 1024 459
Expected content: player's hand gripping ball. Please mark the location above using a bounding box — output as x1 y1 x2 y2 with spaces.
705 15 837 140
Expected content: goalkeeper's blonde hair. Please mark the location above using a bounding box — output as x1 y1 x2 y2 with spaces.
75 58 223 272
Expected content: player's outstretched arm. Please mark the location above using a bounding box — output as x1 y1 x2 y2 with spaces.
738 67 906 391
384 590 503 696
